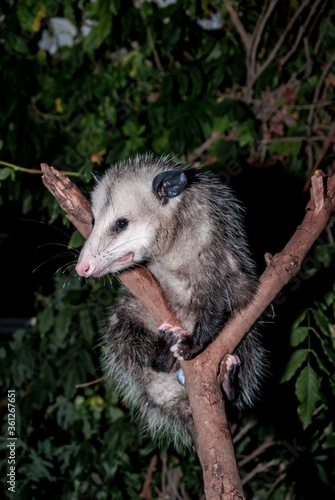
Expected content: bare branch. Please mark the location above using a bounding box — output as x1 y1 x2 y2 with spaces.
140 454 158 499
280 0 324 68
307 52 335 140
238 436 275 467
242 459 278 486
31 96 62 121
223 0 251 50
256 0 312 79
249 0 279 77
303 121 335 193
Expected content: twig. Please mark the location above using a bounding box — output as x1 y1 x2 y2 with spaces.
267 472 287 497
0 160 81 177
258 0 312 78
314 12 330 55
283 101 335 110
241 459 277 486
31 96 62 120
280 0 323 68
303 120 335 192
140 454 158 499
224 0 325 102
238 436 275 467
223 0 251 50
249 0 279 79
139 8 164 73
233 420 257 444
187 131 223 164
75 376 105 388
260 136 334 144
307 52 335 145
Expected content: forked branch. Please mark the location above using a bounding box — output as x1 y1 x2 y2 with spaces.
41 164 335 499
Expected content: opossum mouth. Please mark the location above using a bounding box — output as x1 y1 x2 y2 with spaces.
95 252 134 277
112 252 134 266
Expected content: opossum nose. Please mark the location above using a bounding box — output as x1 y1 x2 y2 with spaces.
75 260 96 277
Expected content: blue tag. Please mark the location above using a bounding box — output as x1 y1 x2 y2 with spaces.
177 368 185 386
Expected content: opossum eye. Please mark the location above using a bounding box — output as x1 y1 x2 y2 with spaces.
91 218 95 227
114 218 129 233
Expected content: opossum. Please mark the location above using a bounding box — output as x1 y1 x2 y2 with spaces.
75 154 266 448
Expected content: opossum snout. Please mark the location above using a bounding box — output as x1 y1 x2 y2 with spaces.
76 252 135 278
76 259 96 277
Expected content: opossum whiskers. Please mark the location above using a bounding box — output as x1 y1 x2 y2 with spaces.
20 218 71 239
54 260 77 276
33 252 77 274
37 241 80 255
53 259 81 288
62 267 78 288
98 270 114 289
103 235 152 257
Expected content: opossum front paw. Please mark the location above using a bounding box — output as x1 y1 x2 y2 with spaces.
169 332 194 361
222 354 241 401
158 323 188 361
153 323 184 372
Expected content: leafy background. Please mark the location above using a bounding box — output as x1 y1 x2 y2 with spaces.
1 0 335 498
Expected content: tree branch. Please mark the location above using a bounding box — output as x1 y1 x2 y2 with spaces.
223 0 251 50
41 164 335 500
257 0 312 78
280 0 324 68
249 0 279 78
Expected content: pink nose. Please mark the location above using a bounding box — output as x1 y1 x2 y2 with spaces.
75 260 96 277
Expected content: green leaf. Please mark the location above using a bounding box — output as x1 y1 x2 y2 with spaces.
79 310 95 343
313 309 332 337
236 121 257 148
22 191 33 215
268 140 302 156
315 460 330 485
37 308 54 337
0 167 14 181
290 326 309 346
323 436 335 449
280 349 309 383
122 121 146 137
68 230 86 249
291 309 309 330
296 364 321 428
212 115 232 135
54 308 74 343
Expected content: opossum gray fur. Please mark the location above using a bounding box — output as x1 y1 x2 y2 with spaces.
75 153 266 448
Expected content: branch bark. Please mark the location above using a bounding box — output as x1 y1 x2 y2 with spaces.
41 164 335 499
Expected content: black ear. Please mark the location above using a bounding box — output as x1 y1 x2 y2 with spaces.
92 170 103 183
152 170 187 204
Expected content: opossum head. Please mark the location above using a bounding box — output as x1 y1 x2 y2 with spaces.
75 158 188 278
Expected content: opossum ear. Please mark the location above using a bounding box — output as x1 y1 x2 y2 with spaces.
92 170 103 183
152 170 187 204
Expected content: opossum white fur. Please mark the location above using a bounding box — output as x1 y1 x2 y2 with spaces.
76 153 267 448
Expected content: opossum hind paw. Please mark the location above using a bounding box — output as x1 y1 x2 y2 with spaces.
222 354 241 401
